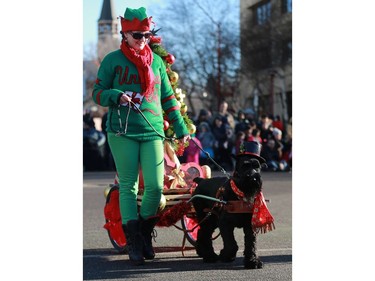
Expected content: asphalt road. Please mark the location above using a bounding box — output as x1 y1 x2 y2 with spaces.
83 171 292 281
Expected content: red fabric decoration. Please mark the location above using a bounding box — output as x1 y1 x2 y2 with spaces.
251 192 275 233
120 16 152 32
175 142 185 156
156 201 192 227
231 179 275 233
103 189 126 247
149 36 162 45
120 41 155 98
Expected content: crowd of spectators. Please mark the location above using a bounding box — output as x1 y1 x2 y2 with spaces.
184 101 292 172
83 111 108 171
83 101 292 172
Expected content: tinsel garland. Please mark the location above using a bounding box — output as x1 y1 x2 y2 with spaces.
156 201 192 227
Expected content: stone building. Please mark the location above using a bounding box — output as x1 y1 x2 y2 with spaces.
83 0 120 116
97 0 120 63
239 0 292 121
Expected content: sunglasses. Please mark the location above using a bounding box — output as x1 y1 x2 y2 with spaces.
130 32 152 40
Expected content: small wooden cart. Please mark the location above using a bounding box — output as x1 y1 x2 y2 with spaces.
103 162 210 252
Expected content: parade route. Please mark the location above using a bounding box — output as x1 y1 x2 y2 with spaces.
83 171 292 280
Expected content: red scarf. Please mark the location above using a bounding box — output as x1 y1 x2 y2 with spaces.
120 41 155 98
230 180 275 233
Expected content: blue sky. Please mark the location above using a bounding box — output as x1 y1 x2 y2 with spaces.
83 0 163 48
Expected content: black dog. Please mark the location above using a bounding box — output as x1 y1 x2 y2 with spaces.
192 141 265 269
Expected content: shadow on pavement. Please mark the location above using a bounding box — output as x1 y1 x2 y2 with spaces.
83 248 292 280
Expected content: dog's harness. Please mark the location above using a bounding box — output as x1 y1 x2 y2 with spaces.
226 180 256 213
230 180 245 199
201 180 255 215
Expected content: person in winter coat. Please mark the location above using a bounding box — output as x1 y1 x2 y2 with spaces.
92 7 190 265
184 135 201 164
196 121 215 166
211 116 234 171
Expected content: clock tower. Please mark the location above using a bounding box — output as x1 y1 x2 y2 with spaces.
97 0 120 62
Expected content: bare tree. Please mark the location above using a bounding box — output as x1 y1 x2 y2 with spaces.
97 35 120 64
83 43 100 113
150 0 240 115
83 42 98 61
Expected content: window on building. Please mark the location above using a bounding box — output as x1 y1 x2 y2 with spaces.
254 1 271 25
282 0 292 14
282 40 292 63
250 46 271 70
99 25 110 33
112 23 118 34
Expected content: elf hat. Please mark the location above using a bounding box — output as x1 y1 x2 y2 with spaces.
120 7 153 32
237 141 266 163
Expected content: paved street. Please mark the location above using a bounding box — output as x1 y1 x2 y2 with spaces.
83 171 292 280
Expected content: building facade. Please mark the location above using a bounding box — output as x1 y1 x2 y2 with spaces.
84 0 120 114
239 0 292 121
97 0 120 62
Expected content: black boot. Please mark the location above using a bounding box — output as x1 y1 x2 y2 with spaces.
140 216 158 260
122 220 145 265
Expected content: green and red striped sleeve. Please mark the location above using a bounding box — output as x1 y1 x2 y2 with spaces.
92 53 123 107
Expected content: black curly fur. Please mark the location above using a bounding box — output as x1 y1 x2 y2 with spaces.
192 155 264 269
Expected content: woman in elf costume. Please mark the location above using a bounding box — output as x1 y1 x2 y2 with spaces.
92 7 190 265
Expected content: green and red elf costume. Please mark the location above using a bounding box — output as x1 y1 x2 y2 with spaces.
92 7 189 265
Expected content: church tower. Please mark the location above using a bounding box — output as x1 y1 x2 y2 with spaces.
97 0 120 62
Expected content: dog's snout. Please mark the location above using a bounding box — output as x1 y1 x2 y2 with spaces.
246 168 259 177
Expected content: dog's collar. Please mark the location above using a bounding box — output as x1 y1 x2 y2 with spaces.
230 179 245 200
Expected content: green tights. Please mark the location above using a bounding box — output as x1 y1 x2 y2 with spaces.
108 133 164 224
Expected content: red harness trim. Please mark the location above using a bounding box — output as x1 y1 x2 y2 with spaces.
230 179 245 199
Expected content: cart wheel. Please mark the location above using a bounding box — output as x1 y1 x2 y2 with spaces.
181 215 199 247
104 185 127 253
181 214 221 247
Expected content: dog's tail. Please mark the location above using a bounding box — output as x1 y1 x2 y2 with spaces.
193 177 205 184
